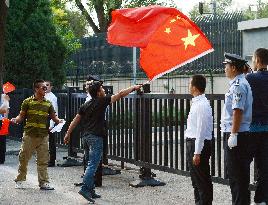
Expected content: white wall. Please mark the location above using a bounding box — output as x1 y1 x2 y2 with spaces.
66 74 229 94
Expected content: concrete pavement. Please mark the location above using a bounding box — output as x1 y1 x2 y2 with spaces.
0 139 254 205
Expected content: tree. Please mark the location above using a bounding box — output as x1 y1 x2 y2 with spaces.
50 0 82 56
71 0 176 33
243 0 268 20
0 0 9 88
189 0 232 19
4 0 67 88
51 0 88 38
65 10 88 37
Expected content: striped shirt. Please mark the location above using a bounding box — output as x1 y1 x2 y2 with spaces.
21 96 55 137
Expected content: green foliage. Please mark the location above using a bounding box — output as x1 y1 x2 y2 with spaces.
4 0 67 88
243 0 268 20
189 0 232 19
189 4 210 19
51 0 87 38
65 10 88 38
72 0 176 33
109 107 186 129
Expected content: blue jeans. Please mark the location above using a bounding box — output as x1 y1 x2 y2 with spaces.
81 134 103 192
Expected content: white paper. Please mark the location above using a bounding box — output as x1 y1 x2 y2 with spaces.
50 120 66 133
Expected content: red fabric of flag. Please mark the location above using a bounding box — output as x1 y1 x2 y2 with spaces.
3 82 15 94
140 15 213 80
107 6 179 48
107 6 213 80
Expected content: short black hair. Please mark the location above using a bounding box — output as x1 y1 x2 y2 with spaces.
45 80 52 86
33 79 45 90
88 81 103 98
254 48 268 65
191 75 206 93
87 75 100 81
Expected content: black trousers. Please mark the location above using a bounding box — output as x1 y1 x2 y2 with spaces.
252 132 268 204
223 132 256 205
49 132 56 163
186 138 213 205
0 136 6 163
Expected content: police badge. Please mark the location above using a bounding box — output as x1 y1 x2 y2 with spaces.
234 92 242 102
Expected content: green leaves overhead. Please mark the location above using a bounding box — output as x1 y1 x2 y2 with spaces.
4 0 83 89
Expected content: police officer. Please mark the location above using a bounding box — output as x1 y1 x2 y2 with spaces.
221 53 254 205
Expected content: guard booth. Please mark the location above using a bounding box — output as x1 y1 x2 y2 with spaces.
238 18 268 64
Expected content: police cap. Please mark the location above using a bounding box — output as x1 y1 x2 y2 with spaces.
223 52 247 67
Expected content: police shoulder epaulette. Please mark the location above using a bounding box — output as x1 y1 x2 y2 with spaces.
234 79 240 86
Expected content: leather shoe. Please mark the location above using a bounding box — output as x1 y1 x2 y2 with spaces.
91 190 101 198
48 162 55 167
78 190 95 203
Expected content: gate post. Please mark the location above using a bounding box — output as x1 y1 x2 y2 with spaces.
67 87 78 158
129 84 165 187
59 87 83 167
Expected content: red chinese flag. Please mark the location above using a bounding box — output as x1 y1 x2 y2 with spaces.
3 82 15 94
107 6 213 80
0 118 10 136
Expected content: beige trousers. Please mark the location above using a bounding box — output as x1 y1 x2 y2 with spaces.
15 133 49 186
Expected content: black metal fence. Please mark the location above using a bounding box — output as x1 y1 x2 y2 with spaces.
104 93 230 184
8 88 249 185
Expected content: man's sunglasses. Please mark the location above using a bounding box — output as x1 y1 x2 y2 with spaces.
85 80 103 87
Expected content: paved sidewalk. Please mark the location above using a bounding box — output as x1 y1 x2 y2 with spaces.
0 139 254 205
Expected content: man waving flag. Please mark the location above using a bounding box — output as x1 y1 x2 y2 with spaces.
107 6 213 81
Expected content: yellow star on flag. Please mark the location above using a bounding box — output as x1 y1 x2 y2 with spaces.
181 29 200 50
164 27 171 34
170 19 176 23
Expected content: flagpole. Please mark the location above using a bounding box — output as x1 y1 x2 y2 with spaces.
133 47 137 85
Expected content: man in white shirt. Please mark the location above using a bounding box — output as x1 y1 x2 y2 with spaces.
185 75 213 205
45 81 58 167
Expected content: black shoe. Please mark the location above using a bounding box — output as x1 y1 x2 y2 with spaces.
74 182 84 186
48 162 55 167
78 190 95 203
91 190 101 199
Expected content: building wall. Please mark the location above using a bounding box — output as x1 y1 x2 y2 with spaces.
67 74 229 95
238 18 268 65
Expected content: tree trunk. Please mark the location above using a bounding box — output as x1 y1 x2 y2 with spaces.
74 0 101 33
0 0 8 89
94 1 107 32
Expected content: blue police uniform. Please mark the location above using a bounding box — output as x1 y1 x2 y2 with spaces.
221 74 252 132
221 53 254 205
